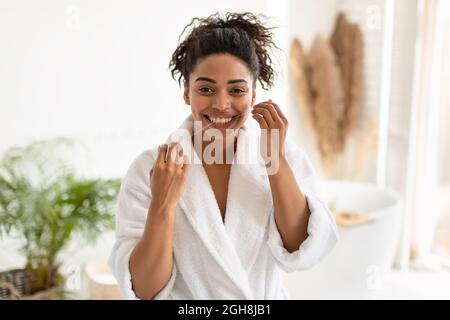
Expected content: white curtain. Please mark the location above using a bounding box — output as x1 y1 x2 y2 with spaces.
402 0 450 270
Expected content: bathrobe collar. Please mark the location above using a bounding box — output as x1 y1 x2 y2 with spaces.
165 115 273 299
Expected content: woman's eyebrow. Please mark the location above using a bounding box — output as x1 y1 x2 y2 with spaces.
227 79 247 84
194 77 247 84
195 77 216 83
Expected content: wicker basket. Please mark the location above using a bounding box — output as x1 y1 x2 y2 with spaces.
0 269 27 299
0 269 65 300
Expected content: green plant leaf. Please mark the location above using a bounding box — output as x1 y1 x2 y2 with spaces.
0 138 121 293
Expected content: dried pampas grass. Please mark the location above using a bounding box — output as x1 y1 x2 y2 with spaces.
331 12 364 140
290 12 364 176
308 36 345 168
289 39 313 130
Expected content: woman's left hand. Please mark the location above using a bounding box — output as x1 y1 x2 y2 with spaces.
251 99 288 167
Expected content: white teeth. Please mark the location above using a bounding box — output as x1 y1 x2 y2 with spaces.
208 116 233 124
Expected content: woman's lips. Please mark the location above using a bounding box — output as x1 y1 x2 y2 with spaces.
204 114 239 119
203 114 240 129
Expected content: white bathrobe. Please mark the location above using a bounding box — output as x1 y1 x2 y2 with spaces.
109 115 339 300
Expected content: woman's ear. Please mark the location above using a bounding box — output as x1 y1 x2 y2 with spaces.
183 86 190 105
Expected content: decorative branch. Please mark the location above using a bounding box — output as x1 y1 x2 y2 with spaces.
330 12 364 141
289 12 364 177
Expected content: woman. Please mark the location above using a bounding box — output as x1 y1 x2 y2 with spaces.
109 12 338 300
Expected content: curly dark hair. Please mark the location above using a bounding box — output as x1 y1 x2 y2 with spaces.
169 12 278 90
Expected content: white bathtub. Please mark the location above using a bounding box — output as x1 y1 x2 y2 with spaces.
284 180 403 299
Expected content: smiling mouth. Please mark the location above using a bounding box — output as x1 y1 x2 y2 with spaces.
203 114 240 125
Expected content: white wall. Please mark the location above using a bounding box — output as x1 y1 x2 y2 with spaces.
0 0 421 188
2 0 377 182
0 0 268 179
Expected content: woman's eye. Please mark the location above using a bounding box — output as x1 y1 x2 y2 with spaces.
199 87 214 94
231 88 246 94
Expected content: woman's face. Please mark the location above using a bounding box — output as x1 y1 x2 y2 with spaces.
184 53 256 136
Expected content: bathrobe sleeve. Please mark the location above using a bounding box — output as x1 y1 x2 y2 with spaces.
267 140 339 273
108 150 177 300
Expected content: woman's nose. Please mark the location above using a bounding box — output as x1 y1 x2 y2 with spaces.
212 92 231 110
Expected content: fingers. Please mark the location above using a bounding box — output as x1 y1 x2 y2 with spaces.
252 111 269 129
165 142 182 166
252 103 275 127
150 143 190 203
175 144 184 166
155 143 183 166
156 144 169 165
252 100 285 128
264 101 283 125
170 151 190 184
268 100 288 127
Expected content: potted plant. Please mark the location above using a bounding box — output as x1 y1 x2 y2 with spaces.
0 138 120 299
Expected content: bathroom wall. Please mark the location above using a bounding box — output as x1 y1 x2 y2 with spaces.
0 0 404 185
0 0 267 179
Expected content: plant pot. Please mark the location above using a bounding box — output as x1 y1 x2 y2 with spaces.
0 268 66 300
0 268 27 299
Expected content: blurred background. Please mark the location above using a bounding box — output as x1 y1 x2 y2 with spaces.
0 0 449 299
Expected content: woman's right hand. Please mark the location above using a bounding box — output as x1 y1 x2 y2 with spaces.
149 142 190 212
